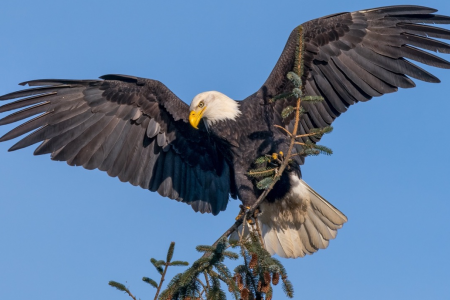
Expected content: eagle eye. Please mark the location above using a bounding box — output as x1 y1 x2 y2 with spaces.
198 101 205 108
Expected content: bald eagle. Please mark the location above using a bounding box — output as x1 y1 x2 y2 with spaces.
1 5 449 258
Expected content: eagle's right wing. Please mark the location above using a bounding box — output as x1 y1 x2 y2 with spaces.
0 74 232 215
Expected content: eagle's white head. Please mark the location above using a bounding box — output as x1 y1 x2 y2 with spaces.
189 91 241 129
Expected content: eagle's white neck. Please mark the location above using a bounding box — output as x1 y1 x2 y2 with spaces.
190 91 241 126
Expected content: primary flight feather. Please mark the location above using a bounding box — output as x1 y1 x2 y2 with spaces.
1 5 449 258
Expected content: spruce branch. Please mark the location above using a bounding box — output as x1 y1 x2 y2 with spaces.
143 277 158 288
256 177 275 190
247 168 277 179
196 277 208 294
167 241 175 263
160 239 237 299
273 125 293 137
302 95 324 102
154 243 177 300
170 261 189 266
281 277 294 298
313 144 333 155
296 126 333 139
109 281 137 300
222 251 239 260
204 271 210 291
281 106 295 119
196 245 216 253
286 72 302 88
292 88 302 98
269 92 293 103
253 155 271 164
151 258 165 274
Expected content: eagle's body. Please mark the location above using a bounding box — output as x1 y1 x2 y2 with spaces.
1 5 450 258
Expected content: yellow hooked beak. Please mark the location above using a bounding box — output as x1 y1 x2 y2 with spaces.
189 106 206 129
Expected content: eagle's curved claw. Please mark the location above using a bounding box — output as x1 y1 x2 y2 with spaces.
235 205 252 221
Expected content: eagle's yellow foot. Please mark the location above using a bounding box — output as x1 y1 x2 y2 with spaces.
235 205 251 220
247 218 255 225
271 151 284 164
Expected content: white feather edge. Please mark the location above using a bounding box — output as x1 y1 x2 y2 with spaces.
230 176 347 258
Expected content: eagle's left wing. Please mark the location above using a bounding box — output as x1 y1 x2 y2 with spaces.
260 5 450 163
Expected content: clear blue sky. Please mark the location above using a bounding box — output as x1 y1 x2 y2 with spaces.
1 1 449 299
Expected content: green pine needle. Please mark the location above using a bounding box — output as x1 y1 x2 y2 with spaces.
308 126 333 137
150 258 165 274
282 278 294 298
254 155 270 164
158 273 182 300
313 144 333 155
223 251 239 260
281 106 295 119
257 177 274 190
108 281 128 292
292 88 302 98
247 167 276 178
196 245 215 253
170 261 189 266
303 95 324 102
302 148 320 156
142 277 158 288
150 258 166 267
269 92 293 103
299 106 307 115
207 277 227 300
167 241 175 263
266 286 273 300
287 72 302 88
234 264 247 274
322 125 333 134
268 257 287 276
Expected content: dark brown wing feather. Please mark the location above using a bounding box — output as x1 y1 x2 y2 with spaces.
0 75 231 215
260 5 450 163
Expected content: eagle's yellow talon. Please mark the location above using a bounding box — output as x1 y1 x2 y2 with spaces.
236 206 252 220
271 153 278 160
279 151 284 157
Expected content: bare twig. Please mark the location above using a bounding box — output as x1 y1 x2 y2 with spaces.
247 168 277 177
125 289 137 300
154 262 170 300
204 271 210 291
295 132 318 138
274 125 293 136
197 277 208 297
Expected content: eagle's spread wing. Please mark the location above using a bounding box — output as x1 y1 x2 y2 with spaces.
246 5 450 258
0 75 231 215
262 5 450 161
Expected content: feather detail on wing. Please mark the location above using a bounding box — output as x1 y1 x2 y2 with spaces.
0 75 232 215
258 5 450 165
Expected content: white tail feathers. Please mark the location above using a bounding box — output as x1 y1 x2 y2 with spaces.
230 176 347 258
